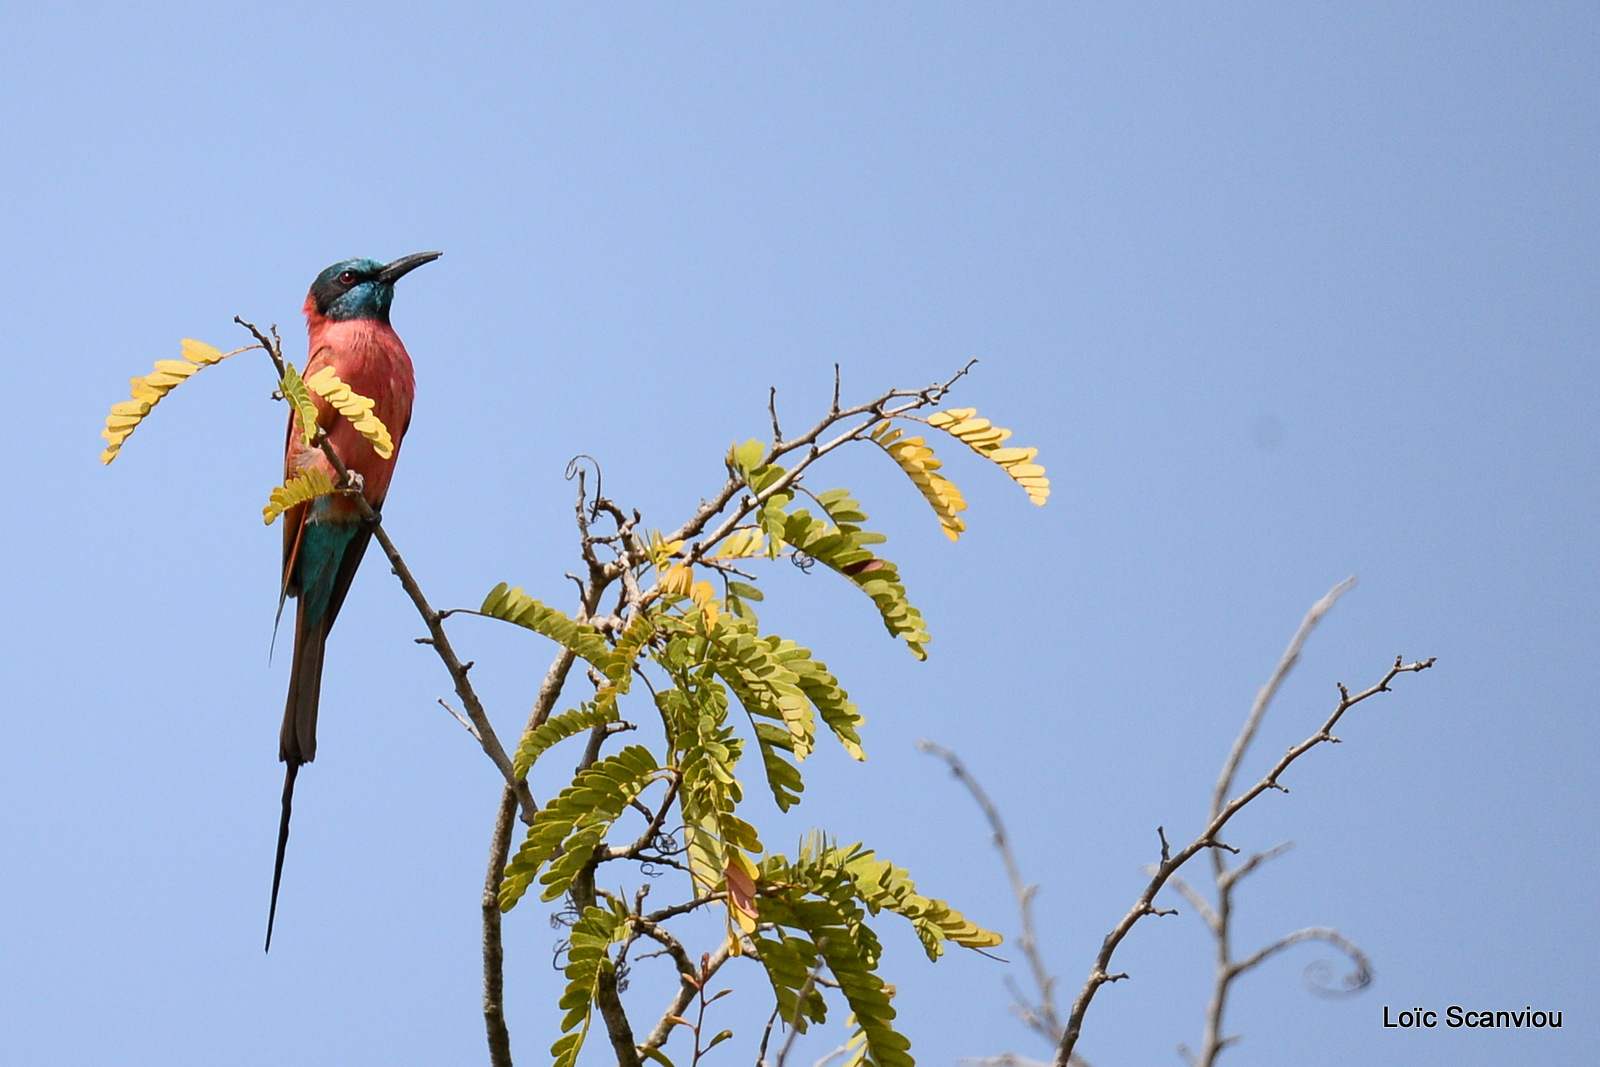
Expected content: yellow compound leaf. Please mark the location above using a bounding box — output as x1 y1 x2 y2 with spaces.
710 527 766 560
279 362 322 446
304 367 394 459
100 339 248 464
262 467 337 525
927 407 1051 505
870 422 968 540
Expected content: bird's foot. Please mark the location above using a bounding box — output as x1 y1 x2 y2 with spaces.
361 506 383 529
339 471 366 496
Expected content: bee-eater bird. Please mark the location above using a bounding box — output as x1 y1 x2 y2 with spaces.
268 251 441 951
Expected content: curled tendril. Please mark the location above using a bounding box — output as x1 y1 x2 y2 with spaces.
565 454 604 518
1303 953 1373 998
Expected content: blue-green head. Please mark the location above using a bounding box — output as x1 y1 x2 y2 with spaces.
308 251 442 322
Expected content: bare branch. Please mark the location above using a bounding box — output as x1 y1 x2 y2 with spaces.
810 1046 854 1067
1210 578 1356 831
1218 842 1292 892
667 361 980 557
1160 874 1220 934
604 774 682 861
1053 578 1432 1065
439 698 482 742
920 739 1062 1043
482 785 517 1067
643 893 726 926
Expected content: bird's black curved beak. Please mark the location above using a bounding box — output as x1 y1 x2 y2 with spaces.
379 251 443 284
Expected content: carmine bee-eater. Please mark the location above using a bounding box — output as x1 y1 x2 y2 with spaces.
268 251 441 951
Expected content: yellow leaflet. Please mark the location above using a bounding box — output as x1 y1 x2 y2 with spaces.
262 468 337 525
871 422 969 541
279 363 322 446
304 367 394 459
647 531 685 570
927 407 1051 505
689 580 719 630
659 562 694 598
180 339 228 366
100 339 245 464
710 527 766 559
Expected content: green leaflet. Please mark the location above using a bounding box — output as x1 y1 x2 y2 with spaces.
479 583 612 668
497 605 654 776
597 608 656 706
511 703 618 778
750 722 805 811
776 633 865 761
500 745 661 910
780 493 931 660
725 579 763 624
551 904 627 1067
839 1016 871 1067
707 619 813 812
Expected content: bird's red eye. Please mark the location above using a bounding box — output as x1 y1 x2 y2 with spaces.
338 270 357 285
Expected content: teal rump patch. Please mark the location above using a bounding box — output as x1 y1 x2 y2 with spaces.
298 521 359 627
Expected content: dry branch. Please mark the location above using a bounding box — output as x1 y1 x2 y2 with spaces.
1052 581 1433 1065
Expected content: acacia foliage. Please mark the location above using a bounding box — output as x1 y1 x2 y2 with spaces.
478 417 1044 1066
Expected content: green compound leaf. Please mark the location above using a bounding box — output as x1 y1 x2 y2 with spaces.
551 904 628 1067
510 702 619 778
500 745 661 909
278 361 322 448
480 583 612 668
755 890 910 1067
704 616 866 810
781 491 931 659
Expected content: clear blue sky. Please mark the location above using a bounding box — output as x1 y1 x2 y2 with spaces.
2 4 1595 1065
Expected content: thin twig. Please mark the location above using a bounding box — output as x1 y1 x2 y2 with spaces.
640 938 736 1051
1210 579 1356 838
439 698 482 741
605 775 682 861
918 740 1061 1043
669 361 978 558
